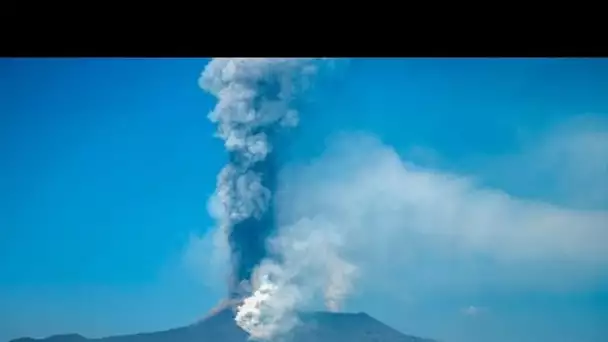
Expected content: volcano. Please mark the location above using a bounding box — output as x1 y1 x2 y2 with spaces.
9 309 435 342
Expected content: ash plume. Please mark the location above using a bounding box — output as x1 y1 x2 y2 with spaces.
200 58 356 340
199 58 321 297
192 59 608 342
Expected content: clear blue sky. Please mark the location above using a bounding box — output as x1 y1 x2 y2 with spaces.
1 58 608 342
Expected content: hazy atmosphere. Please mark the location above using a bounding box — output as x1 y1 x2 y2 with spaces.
2 58 608 342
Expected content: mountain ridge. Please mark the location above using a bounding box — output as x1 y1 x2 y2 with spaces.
10 309 435 342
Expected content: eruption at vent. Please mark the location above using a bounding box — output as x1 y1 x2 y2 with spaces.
198 58 325 299
199 58 357 340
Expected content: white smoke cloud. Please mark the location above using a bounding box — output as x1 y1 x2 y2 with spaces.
190 125 608 338
275 132 608 299
199 58 348 340
234 217 358 340
245 129 607 336
475 114 608 210
197 58 608 339
270 217 358 312
234 271 298 340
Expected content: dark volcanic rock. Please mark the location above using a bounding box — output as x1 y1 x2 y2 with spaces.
10 309 434 342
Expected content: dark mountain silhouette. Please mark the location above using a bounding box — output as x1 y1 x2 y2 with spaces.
10 308 435 342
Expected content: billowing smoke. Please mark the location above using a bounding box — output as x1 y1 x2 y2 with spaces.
234 217 358 339
199 58 354 340
199 57 319 297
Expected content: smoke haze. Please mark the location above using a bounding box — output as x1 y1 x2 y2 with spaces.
199 58 354 339
190 126 608 339
195 58 608 341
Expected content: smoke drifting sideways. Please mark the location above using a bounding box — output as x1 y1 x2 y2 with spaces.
199 58 355 340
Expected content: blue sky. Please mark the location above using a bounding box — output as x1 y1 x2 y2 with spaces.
1 58 608 342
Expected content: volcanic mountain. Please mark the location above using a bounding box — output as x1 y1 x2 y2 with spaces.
9 308 435 342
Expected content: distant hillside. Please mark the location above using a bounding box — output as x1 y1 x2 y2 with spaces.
10 309 435 342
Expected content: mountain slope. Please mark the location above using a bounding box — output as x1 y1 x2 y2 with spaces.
10 309 435 342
